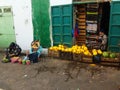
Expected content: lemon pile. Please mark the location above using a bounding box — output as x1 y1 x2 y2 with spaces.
49 44 103 56
49 44 65 51
92 49 102 56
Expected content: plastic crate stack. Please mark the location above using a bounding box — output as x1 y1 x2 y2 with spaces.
86 3 99 49
76 4 86 45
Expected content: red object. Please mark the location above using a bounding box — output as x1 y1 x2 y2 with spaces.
74 23 79 38
26 60 31 65
11 57 20 63
18 60 22 64
74 28 79 38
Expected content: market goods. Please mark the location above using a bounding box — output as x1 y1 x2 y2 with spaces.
102 52 109 58
109 53 116 58
2 57 9 63
22 60 26 65
26 60 31 65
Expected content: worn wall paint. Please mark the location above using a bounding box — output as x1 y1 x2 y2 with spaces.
50 0 72 6
32 0 51 48
0 0 33 50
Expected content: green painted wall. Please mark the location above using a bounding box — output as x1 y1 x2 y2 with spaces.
32 0 51 48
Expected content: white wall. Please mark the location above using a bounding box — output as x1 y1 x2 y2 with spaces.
50 0 72 6
0 0 33 51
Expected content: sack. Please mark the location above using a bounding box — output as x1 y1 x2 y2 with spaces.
6 42 22 57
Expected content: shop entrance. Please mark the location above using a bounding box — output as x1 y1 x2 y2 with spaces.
73 1 110 50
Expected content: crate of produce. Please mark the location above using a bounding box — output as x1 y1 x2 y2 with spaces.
48 49 60 58
100 53 120 66
79 19 86 22
73 53 82 61
78 23 86 26
60 51 73 60
78 26 86 29
101 57 120 63
78 15 86 19
101 52 120 63
81 55 93 63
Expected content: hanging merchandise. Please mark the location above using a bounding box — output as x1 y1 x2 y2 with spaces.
86 23 97 33
74 22 80 38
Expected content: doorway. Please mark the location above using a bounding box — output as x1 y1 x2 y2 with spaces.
0 6 15 49
73 1 110 49
100 2 110 36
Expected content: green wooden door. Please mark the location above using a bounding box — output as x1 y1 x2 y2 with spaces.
32 0 51 48
108 1 120 52
0 7 15 49
51 5 73 47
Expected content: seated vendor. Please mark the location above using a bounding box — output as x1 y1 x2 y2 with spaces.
96 29 107 51
24 40 43 63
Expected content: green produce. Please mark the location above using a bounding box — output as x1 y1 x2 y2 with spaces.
102 52 109 58
2 58 9 63
22 60 26 65
109 53 116 58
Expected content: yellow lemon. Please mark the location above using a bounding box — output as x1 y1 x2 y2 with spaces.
83 47 88 50
90 64 96 67
93 51 97 56
98 49 102 54
49 47 53 50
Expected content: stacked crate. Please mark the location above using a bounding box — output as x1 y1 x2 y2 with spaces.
59 51 73 60
48 49 60 58
86 3 99 49
76 4 86 45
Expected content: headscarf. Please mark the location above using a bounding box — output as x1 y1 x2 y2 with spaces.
31 40 40 49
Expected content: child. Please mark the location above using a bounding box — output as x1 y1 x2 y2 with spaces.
24 40 43 63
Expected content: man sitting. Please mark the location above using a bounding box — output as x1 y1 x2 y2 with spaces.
96 29 107 51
